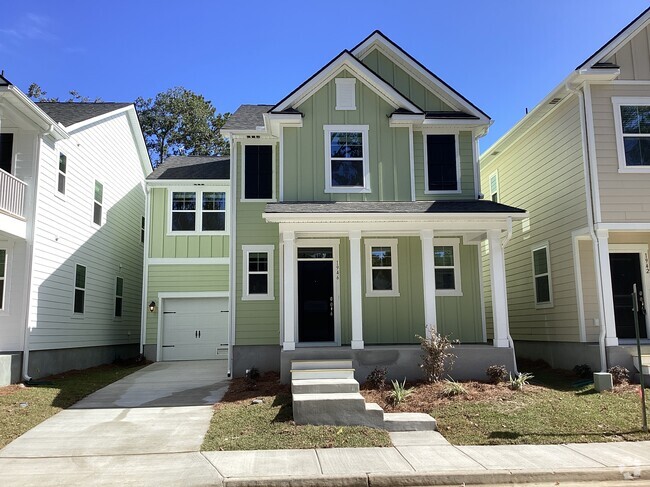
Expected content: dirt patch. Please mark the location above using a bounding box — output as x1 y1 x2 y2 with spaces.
0 384 25 396
215 372 289 409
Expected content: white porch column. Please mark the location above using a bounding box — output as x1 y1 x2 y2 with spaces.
488 229 510 348
349 230 364 349
282 230 296 351
595 229 618 346
420 229 437 339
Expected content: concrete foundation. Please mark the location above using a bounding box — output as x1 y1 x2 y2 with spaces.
0 352 22 385
28 344 139 379
232 345 281 378
280 345 515 384
143 344 157 362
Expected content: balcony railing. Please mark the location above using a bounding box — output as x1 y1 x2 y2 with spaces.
0 169 26 219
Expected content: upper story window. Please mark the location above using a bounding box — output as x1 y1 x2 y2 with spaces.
489 171 499 202
324 125 370 193
433 238 462 296
425 134 459 193
169 189 228 235
58 153 67 194
532 243 552 307
244 145 273 200
365 239 399 297
74 264 86 314
114 277 124 318
93 181 103 225
0 249 6 310
613 98 650 172
0 133 13 174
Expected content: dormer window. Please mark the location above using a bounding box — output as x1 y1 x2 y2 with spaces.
324 125 370 193
335 78 356 110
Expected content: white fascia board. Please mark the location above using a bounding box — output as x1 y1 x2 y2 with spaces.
0 86 68 140
263 211 528 224
221 128 270 138
264 112 302 137
65 105 132 133
274 52 423 114
127 107 153 176
146 179 230 187
576 68 621 81
352 35 489 122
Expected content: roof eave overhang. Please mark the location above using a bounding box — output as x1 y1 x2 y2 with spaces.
263 211 528 224
264 112 303 137
0 86 68 140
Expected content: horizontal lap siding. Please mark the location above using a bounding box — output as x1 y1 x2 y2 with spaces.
145 264 229 343
480 96 587 343
591 83 650 223
29 113 147 350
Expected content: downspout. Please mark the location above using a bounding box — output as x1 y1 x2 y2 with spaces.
500 217 519 374
139 184 151 356
21 127 51 382
573 84 608 373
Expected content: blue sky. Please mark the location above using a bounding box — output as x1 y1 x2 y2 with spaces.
1 1 648 149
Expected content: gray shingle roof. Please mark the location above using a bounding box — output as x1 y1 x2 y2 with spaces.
147 155 230 180
222 104 273 131
265 200 526 214
36 102 131 127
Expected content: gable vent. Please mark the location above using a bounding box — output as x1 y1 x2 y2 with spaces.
335 78 356 111
549 97 562 105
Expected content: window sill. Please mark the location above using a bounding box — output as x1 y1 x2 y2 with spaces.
242 295 275 301
535 302 554 309
424 189 462 195
436 290 463 297
366 291 400 298
618 166 650 173
325 187 371 194
166 231 229 237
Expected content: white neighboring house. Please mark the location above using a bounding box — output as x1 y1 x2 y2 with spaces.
0 75 152 384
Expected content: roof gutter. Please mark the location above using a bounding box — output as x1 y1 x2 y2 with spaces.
0 85 68 140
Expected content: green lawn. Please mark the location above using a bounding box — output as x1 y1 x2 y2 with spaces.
0 363 146 449
202 390 391 451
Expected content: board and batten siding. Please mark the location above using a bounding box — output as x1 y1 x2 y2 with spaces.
283 70 411 202
28 112 147 350
144 264 229 343
235 141 281 346
603 24 650 81
148 187 229 259
481 95 588 342
590 83 650 223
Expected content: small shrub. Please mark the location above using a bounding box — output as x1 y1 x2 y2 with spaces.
389 378 414 405
608 365 630 385
245 367 260 380
365 367 388 390
508 372 534 390
573 364 592 379
417 330 457 383
486 364 508 384
442 378 467 397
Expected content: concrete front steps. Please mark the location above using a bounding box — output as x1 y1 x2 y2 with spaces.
291 359 436 432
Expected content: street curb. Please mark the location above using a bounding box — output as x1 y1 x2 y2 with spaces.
222 466 650 487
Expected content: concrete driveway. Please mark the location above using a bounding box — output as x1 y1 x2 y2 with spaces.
0 360 229 458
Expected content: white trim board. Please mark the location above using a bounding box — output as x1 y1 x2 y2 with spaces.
148 258 229 265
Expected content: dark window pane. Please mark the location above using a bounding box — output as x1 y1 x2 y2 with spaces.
0 133 14 174
202 212 225 231
141 217 145 243
115 297 123 317
435 269 455 290
0 249 5 277
535 275 550 303
491 192 498 202
331 132 363 158
74 289 85 314
621 106 640 133
75 265 86 288
372 269 392 291
249 252 268 272
249 274 268 294
244 145 273 199
624 137 650 166
116 277 123 296
172 192 196 210
94 181 103 204
533 248 548 275
172 212 195 231
331 160 364 187
58 173 66 194
297 248 333 259
59 154 67 173
427 134 457 191
93 202 102 225
371 247 391 267
434 246 454 267
203 192 226 210
0 281 4 309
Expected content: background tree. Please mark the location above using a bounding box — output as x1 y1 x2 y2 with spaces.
135 87 230 166
27 83 102 102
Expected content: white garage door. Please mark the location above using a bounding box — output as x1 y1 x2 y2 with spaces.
161 297 229 361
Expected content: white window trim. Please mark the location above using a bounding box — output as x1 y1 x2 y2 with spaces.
364 238 399 297
241 141 276 202
324 124 370 194
335 78 356 110
167 186 230 236
423 131 462 195
434 238 462 296
114 276 124 319
612 97 650 173
531 242 553 308
489 170 499 202
242 244 275 301
0 247 8 314
93 180 103 226
57 152 67 196
73 263 86 316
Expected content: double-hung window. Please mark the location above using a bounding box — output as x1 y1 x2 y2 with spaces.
93 181 103 225
244 145 273 200
242 245 274 300
532 243 552 307
365 239 399 297
433 238 462 296
425 134 459 193
324 125 370 193
0 249 6 310
114 277 124 318
74 264 86 314
613 98 650 171
170 189 227 234
58 153 67 194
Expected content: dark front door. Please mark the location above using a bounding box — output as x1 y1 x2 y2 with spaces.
609 253 647 339
298 260 335 342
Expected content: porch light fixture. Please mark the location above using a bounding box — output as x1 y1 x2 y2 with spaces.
148 301 156 313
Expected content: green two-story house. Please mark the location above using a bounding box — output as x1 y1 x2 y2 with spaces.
222 32 527 382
